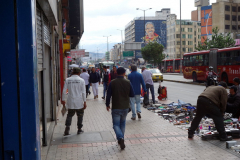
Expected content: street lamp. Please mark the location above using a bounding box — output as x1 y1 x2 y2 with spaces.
136 8 152 43
117 29 124 60
103 35 111 60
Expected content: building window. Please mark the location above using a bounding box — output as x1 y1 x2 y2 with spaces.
181 28 185 32
238 15 240 21
232 15 237 21
198 35 201 39
183 48 186 52
195 38 196 43
238 25 240 30
225 5 230 11
225 25 230 29
182 34 186 38
194 31 196 35
189 48 193 52
225 15 230 20
177 41 180 45
188 41 193 45
238 6 240 12
182 41 186 45
232 25 237 30
188 28 192 32
232 6 237 12
188 34 193 39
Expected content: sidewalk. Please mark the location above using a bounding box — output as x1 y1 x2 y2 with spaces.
45 86 239 160
162 74 205 86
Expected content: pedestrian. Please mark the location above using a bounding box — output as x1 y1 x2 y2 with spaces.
80 69 90 98
109 66 118 83
188 81 232 141
225 86 240 118
62 67 87 136
89 67 101 99
107 66 110 72
106 67 135 149
128 65 147 120
142 66 155 104
102 66 110 100
233 77 240 95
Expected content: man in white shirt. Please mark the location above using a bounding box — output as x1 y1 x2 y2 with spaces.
142 66 155 104
62 68 87 136
80 69 90 98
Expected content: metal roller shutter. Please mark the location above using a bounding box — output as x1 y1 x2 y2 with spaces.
43 16 51 47
36 8 43 71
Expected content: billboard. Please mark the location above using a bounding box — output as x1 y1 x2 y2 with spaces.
70 49 85 59
201 6 212 43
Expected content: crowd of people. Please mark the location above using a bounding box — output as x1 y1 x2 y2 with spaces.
61 65 240 150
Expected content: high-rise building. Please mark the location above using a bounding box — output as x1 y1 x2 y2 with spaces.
192 0 210 21
167 14 201 59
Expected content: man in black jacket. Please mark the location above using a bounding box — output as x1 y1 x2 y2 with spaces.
225 86 240 118
102 66 109 100
89 67 101 99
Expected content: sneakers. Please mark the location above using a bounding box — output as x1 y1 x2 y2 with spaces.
220 136 232 141
64 126 70 136
77 129 84 135
89 91 91 95
119 139 125 150
96 95 98 98
131 117 136 120
137 112 141 119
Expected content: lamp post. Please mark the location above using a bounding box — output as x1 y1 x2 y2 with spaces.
103 35 111 60
180 0 182 73
96 47 99 62
117 29 123 60
136 8 152 44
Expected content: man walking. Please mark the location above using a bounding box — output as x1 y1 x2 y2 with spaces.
128 65 147 120
89 67 101 99
102 66 110 100
142 66 155 104
62 68 87 136
106 67 135 149
188 82 232 141
80 69 90 98
109 66 118 82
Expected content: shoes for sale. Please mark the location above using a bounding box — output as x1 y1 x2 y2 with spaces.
137 112 141 119
77 129 84 135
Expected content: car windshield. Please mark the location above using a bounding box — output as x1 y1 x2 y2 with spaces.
150 69 160 74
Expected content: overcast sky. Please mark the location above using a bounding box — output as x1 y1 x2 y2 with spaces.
80 0 217 53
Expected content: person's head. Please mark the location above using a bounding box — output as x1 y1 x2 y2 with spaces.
233 77 240 86
209 66 213 72
107 66 110 69
92 67 96 72
83 69 86 72
131 65 137 72
72 67 81 75
230 86 237 95
142 66 146 71
117 67 126 76
103 66 107 71
218 81 228 89
145 22 155 38
113 66 117 72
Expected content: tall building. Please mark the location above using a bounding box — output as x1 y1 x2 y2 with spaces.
167 14 201 59
125 8 170 59
192 0 210 21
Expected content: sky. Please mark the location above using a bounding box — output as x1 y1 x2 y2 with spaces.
80 0 217 53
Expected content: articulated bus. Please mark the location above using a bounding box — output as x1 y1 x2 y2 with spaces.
183 47 240 83
161 59 182 73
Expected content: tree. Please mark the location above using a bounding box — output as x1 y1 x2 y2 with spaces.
196 27 236 51
141 42 165 68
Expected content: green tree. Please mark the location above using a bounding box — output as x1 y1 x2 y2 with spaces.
141 41 165 67
196 27 236 51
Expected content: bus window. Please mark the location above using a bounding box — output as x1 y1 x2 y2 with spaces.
203 54 209 66
231 50 240 65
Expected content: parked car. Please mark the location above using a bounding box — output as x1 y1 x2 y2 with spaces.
149 68 163 82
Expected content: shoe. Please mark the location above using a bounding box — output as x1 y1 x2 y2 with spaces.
118 140 121 145
188 129 194 139
64 126 70 136
102 97 105 100
94 96 96 99
131 117 136 120
119 139 125 150
220 136 232 141
77 129 84 134
96 95 98 98
137 112 141 119
89 91 91 95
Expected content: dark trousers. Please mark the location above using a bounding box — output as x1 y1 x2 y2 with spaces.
65 109 84 129
189 97 226 137
146 84 155 103
86 85 89 97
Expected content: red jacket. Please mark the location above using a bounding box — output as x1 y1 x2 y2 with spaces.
205 71 217 80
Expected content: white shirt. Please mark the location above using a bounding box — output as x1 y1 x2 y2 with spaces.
142 69 154 85
62 75 86 109
80 72 90 85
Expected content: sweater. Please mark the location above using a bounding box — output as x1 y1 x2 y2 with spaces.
199 86 228 113
128 71 147 95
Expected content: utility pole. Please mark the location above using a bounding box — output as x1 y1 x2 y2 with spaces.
180 0 182 74
117 29 124 60
103 35 111 60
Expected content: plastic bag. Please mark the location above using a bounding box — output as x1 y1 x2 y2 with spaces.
143 94 149 105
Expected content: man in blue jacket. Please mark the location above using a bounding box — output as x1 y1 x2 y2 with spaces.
128 65 147 120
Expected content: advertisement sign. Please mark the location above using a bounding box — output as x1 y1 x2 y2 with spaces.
201 6 212 43
70 49 85 59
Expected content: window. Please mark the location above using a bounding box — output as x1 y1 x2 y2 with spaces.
194 31 196 35
232 6 237 12
176 34 180 38
232 25 237 30
183 54 209 67
238 25 240 30
225 15 230 20
232 15 237 21
188 34 193 39
177 41 180 45
238 16 240 21
238 6 240 12
217 51 234 66
182 34 186 38
198 35 201 39
195 38 196 43
225 25 230 29
182 41 186 45
189 48 193 52
188 41 193 45
188 28 192 32
225 5 230 11
181 28 185 32
182 48 186 52
198 28 201 32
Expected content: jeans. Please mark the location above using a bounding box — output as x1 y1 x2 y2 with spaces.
103 82 108 97
65 109 84 129
111 109 129 141
85 85 89 97
189 97 227 137
130 95 141 118
146 84 155 103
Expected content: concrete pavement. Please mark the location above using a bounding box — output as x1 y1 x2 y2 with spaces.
45 85 240 160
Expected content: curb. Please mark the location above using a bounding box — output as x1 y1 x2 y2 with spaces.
163 79 205 86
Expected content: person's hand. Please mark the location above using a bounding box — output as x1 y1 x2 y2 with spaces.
83 102 87 110
62 101 66 105
90 83 92 86
107 106 110 112
145 92 147 94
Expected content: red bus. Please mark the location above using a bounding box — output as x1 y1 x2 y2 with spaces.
183 47 240 83
161 59 182 73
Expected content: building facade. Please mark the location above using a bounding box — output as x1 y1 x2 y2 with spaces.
167 14 201 59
